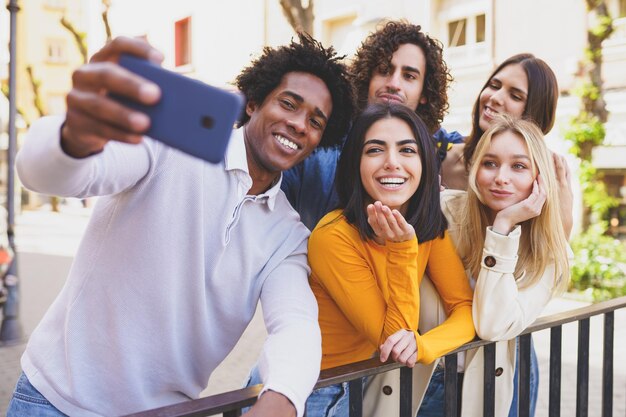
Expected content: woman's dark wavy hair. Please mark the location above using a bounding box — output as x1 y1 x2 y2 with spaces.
350 20 451 134
336 103 447 242
464 53 558 169
235 32 355 148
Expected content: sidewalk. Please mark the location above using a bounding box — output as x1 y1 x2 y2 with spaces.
0 203 624 416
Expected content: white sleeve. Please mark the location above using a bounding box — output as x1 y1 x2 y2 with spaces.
472 226 554 341
16 115 154 198
256 247 321 417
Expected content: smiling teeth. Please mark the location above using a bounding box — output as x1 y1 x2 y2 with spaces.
276 135 298 150
379 178 405 187
484 107 498 117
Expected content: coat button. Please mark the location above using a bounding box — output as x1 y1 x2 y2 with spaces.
382 385 393 395
484 255 496 267
495 367 503 376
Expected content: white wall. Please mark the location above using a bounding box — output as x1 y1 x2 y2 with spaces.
106 0 294 87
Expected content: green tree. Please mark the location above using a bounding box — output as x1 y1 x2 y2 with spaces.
565 0 616 229
564 0 626 300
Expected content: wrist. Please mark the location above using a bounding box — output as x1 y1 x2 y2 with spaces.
491 217 515 235
252 390 296 417
60 123 104 158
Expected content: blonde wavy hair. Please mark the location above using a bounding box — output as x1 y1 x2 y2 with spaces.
457 115 570 294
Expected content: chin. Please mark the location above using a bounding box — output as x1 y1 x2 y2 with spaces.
487 203 507 213
478 118 491 132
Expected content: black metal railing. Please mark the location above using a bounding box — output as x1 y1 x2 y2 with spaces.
126 295 626 417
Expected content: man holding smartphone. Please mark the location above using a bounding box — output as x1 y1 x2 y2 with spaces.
9 34 354 417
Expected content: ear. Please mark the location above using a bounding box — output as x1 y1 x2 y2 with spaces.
246 100 257 117
419 96 427 105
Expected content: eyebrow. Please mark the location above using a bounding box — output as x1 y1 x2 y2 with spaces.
402 65 421 75
283 91 329 123
364 138 418 146
386 61 421 76
491 76 528 97
511 87 528 97
483 152 531 161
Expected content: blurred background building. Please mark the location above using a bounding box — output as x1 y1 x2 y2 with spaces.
1 0 91 208
2 0 626 238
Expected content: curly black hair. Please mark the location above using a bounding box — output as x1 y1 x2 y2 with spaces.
350 20 451 134
235 33 355 148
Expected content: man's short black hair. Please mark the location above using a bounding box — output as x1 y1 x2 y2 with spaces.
236 33 355 148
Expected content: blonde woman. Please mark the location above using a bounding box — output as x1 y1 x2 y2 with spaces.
413 115 570 417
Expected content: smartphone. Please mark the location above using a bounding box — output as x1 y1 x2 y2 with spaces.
111 54 244 164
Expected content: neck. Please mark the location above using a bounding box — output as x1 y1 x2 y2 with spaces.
248 175 279 195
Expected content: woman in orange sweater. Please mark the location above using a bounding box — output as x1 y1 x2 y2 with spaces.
304 103 475 416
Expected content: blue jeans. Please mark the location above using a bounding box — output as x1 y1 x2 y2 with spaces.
417 337 539 417
508 337 539 417
416 365 445 417
245 365 351 417
7 372 68 417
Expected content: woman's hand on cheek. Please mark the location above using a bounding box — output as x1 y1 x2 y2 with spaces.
367 201 416 243
492 174 547 235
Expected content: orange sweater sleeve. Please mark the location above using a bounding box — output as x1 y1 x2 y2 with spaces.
415 231 475 363
308 218 420 348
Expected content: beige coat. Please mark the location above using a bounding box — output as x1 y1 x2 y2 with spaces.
364 190 557 417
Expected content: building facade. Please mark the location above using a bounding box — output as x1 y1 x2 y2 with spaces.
4 0 626 235
1 0 92 208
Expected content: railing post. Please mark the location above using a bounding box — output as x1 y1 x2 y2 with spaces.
602 312 614 417
399 367 413 417
576 318 590 417
483 342 496 417
518 334 532 417
549 325 562 417
349 378 363 417
444 353 459 417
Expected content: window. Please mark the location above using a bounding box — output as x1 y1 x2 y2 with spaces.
447 14 487 48
46 39 66 64
476 14 486 43
448 19 466 47
175 17 191 67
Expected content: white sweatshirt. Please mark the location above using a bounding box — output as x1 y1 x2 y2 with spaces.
17 116 321 417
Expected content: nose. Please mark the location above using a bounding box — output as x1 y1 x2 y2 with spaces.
488 88 505 106
494 167 510 185
385 70 401 91
384 153 400 170
286 111 307 135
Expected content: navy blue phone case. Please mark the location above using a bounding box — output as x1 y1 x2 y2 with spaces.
112 54 244 163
